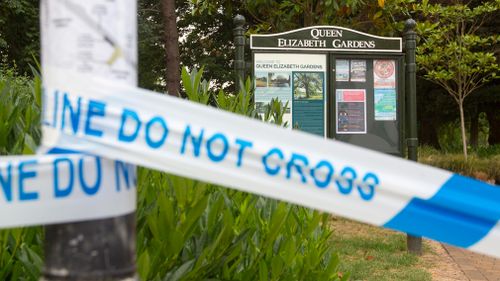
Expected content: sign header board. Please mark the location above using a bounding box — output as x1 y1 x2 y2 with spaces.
251 26 402 53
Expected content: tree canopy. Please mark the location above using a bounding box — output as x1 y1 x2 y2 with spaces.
414 0 500 157
0 0 39 75
1 0 499 151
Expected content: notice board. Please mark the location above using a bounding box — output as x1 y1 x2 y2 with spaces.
251 26 404 156
331 56 403 155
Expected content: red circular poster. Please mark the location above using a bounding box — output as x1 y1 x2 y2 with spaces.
374 60 395 79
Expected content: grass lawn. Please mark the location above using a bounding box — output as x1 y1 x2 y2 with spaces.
330 217 433 281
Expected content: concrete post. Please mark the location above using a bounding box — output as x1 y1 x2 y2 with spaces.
40 0 138 279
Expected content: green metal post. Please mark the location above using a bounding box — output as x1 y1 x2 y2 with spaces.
404 18 422 255
233 14 246 92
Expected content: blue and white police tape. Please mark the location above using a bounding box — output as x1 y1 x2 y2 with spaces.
41 68 500 258
0 153 136 228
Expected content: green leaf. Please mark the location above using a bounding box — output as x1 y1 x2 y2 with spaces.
180 195 208 238
170 259 195 281
182 67 193 97
137 250 151 280
259 260 268 281
271 255 284 280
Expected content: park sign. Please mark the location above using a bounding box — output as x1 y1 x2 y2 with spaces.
250 26 405 156
250 26 402 52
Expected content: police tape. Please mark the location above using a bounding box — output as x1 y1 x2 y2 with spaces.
0 153 136 228
41 68 500 258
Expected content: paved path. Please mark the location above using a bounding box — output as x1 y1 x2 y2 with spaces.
443 244 500 281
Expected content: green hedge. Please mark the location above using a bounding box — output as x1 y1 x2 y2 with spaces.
419 146 500 184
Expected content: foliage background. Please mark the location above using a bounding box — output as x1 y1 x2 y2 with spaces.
0 0 499 279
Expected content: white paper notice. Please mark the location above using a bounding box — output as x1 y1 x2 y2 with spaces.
41 0 137 85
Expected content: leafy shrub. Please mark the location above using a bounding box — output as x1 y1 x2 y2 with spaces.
474 145 500 159
0 228 43 281
0 66 43 280
0 65 41 155
135 68 346 281
437 121 463 153
436 116 492 154
137 171 343 281
419 146 500 184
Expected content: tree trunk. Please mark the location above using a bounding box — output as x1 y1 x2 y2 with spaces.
469 103 479 149
303 76 311 98
162 0 181 97
485 103 500 145
458 100 468 159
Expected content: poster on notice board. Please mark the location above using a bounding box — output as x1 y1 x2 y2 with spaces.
336 89 366 134
373 60 396 89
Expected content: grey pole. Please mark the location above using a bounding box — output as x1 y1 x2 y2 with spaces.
233 14 246 92
40 0 138 280
42 215 137 281
404 18 422 255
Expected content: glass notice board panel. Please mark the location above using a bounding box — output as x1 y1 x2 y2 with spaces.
330 55 404 156
254 53 327 137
